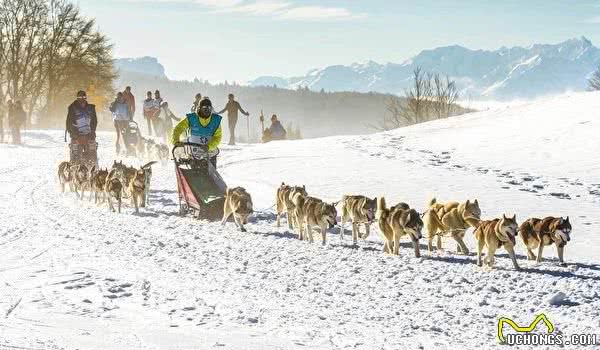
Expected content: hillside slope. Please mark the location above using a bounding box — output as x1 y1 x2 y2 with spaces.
1 92 599 349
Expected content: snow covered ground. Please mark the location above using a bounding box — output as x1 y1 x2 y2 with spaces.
1 92 600 349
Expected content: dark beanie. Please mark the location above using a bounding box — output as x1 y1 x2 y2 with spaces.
200 99 212 108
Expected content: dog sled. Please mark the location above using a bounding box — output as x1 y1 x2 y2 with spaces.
69 136 98 167
121 121 142 157
172 142 226 221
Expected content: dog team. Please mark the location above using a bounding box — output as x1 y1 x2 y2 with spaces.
58 160 155 214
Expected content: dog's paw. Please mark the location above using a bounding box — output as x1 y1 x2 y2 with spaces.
240 227 247 233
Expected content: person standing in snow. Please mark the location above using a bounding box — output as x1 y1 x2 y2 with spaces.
171 98 222 167
0 101 6 143
142 91 156 136
191 93 202 112
217 93 249 145
9 100 26 144
157 101 181 144
123 86 136 118
66 91 98 163
110 92 131 154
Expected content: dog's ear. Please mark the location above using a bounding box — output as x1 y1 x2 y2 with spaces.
512 214 516 221
302 185 306 190
281 182 285 186
565 216 570 223
466 199 470 206
474 199 479 206
503 214 507 220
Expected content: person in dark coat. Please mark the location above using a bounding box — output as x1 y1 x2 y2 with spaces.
9 100 26 144
66 90 98 141
262 114 286 142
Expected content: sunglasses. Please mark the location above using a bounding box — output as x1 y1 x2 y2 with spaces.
77 95 87 99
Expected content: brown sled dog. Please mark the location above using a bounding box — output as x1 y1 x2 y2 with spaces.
519 216 572 265
338 195 377 244
128 168 147 213
90 168 109 204
275 183 307 230
293 195 337 245
221 187 254 232
424 198 481 254
376 198 423 257
104 177 122 213
70 163 89 200
474 215 520 270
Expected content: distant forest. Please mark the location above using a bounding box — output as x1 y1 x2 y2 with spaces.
115 71 471 141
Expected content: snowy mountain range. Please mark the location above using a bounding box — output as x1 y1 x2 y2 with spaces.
249 37 600 100
114 56 167 79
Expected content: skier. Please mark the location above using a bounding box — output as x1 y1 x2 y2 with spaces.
66 90 98 163
217 93 249 145
171 98 222 167
109 92 131 154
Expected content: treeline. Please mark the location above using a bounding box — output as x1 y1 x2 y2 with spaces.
0 0 115 127
117 71 471 139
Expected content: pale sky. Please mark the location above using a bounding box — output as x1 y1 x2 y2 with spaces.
78 0 600 83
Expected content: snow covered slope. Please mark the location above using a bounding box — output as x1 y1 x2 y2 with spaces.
1 92 600 349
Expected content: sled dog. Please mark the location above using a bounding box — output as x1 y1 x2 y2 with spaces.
140 161 157 206
474 215 520 270
338 195 377 244
70 163 89 199
424 198 481 254
293 195 337 244
104 177 122 213
90 168 109 204
57 161 73 193
221 187 254 232
376 197 423 257
129 168 147 213
519 216 571 265
275 182 307 230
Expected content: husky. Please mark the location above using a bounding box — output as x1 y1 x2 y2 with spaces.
474 215 520 270
275 182 308 230
338 195 377 244
221 187 254 232
90 168 109 204
110 161 136 199
70 163 89 199
424 198 481 254
293 195 337 245
140 161 157 206
156 144 170 165
104 177 122 213
376 197 423 257
128 168 147 213
57 161 73 193
519 216 571 265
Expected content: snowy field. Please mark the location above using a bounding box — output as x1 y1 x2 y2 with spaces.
1 92 600 349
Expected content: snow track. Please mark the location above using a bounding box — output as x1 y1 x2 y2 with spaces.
2 93 600 350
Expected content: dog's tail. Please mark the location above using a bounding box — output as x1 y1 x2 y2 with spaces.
427 197 437 208
141 161 157 169
376 197 388 221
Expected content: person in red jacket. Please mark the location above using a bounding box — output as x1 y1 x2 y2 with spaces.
123 86 136 118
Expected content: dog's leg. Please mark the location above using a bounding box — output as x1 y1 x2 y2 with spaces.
427 234 434 252
362 223 370 240
352 222 358 245
536 243 545 263
117 197 121 213
339 215 345 240
287 208 294 230
477 238 485 267
526 245 537 260
221 207 232 226
60 181 65 193
455 232 469 255
436 235 443 251
321 225 327 245
555 242 565 265
505 244 521 270
393 231 400 255
107 196 114 212
276 212 281 228
306 224 314 243
486 245 496 270
132 193 139 213
412 236 421 258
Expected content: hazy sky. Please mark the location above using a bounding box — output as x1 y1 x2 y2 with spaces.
79 0 600 83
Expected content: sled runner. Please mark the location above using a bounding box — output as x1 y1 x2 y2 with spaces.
172 142 226 221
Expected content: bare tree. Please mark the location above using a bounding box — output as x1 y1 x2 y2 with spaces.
588 65 600 91
432 73 459 119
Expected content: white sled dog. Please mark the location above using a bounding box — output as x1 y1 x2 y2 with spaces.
376 197 423 257
57 161 73 192
275 182 308 230
474 215 520 270
222 187 254 232
293 194 337 245
338 195 377 244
